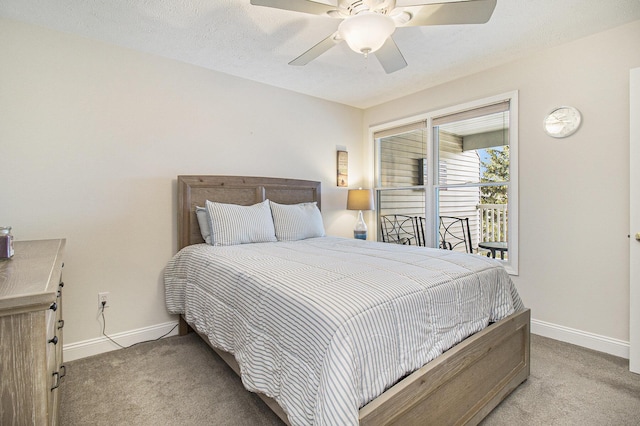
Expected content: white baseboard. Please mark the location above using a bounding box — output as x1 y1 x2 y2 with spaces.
63 321 180 362
63 318 630 362
531 318 630 359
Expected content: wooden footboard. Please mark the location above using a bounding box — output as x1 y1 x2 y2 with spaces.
359 308 530 425
180 308 530 426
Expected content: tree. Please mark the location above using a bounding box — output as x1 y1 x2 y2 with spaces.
480 146 509 204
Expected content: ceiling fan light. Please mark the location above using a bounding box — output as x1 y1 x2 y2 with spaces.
338 12 395 56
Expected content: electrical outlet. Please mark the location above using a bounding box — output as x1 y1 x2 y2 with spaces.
98 292 110 308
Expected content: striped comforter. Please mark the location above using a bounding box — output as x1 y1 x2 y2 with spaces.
164 236 523 426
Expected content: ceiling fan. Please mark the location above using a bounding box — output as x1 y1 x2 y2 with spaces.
250 0 497 73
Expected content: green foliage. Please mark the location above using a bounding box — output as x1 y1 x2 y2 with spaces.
480 146 509 204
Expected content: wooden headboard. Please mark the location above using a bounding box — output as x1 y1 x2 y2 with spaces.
177 175 322 250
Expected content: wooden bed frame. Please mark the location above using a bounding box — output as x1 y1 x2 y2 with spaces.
175 175 530 426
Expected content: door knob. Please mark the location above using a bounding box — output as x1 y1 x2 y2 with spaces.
636 232 640 241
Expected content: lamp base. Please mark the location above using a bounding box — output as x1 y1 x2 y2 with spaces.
353 210 367 240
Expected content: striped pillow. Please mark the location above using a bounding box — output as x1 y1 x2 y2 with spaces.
206 199 277 246
269 201 325 241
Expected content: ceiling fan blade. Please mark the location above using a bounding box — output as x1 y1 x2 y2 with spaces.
250 0 336 16
401 0 497 26
374 37 408 74
289 32 342 66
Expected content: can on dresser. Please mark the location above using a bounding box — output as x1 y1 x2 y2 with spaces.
0 226 14 259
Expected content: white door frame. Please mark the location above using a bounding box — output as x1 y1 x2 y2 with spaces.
630 67 639 374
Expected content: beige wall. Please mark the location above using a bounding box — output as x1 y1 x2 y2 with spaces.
0 18 363 348
365 20 640 346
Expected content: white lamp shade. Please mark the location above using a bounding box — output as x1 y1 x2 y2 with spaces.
338 12 396 55
347 189 374 211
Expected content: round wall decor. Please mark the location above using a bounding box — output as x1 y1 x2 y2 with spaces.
543 106 582 138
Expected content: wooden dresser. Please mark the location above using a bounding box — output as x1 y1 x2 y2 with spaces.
0 239 66 425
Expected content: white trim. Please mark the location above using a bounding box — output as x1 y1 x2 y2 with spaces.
531 318 630 360
62 320 180 362
629 67 640 373
62 318 629 364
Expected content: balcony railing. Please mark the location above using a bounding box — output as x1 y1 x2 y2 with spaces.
478 204 508 243
377 204 508 256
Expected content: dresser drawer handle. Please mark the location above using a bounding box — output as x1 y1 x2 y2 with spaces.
51 372 60 391
50 302 57 311
59 364 66 378
48 336 58 345
59 281 64 288
58 319 65 330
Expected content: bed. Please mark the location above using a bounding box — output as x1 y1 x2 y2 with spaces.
165 175 530 426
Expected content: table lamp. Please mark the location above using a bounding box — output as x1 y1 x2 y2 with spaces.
347 188 374 240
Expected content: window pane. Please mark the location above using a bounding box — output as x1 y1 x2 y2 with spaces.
437 187 480 252
377 189 425 218
377 188 425 245
378 129 427 188
437 111 509 186
435 107 510 260
437 185 508 255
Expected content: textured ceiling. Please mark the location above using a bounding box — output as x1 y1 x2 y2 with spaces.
2 0 639 108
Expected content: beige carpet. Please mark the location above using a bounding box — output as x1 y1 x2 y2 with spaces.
60 333 640 425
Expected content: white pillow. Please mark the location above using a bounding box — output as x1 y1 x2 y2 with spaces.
206 199 277 246
269 201 325 241
195 206 211 244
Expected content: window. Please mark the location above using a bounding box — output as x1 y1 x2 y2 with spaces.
376 122 427 219
372 92 518 274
